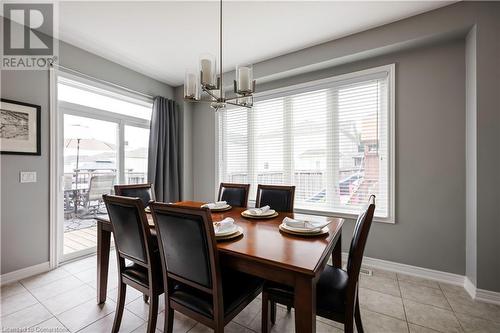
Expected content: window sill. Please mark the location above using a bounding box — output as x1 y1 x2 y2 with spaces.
293 207 395 224
247 200 394 224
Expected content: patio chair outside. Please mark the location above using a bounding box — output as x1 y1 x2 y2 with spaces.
84 174 116 215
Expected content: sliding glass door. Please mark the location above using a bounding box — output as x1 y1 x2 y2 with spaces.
63 114 118 256
58 74 151 261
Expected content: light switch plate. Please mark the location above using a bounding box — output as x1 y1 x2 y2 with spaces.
20 171 37 183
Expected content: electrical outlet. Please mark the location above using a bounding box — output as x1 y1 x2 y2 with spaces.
20 171 37 183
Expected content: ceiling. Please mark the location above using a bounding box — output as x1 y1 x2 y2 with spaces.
58 1 454 86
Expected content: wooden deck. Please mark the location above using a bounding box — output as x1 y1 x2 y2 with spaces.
64 226 99 255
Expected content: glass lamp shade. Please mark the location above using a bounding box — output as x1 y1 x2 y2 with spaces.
199 54 217 88
184 69 200 100
235 64 253 94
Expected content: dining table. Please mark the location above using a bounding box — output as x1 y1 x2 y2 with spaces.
95 201 344 333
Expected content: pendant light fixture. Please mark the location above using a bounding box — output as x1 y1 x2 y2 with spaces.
184 0 256 111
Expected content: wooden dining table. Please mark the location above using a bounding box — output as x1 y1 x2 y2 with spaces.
95 201 344 333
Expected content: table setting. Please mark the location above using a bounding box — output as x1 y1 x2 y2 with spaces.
213 217 243 240
201 200 232 212
241 205 278 219
279 216 331 236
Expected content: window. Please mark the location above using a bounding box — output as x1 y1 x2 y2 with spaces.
59 75 152 185
58 77 152 120
218 65 394 221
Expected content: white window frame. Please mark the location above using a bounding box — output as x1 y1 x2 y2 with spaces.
52 70 153 263
215 64 395 223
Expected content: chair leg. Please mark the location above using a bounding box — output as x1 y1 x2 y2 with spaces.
214 323 224 333
261 292 271 333
146 294 159 333
354 296 364 333
164 297 174 333
344 317 354 333
143 294 149 303
270 300 277 325
111 281 126 333
344 300 355 333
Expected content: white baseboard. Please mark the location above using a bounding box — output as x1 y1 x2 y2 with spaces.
476 288 500 306
0 262 51 286
343 252 464 286
464 277 500 305
343 253 500 306
464 277 476 298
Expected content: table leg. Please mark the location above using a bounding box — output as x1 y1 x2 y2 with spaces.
294 275 316 333
97 221 111 304
332 233 342 268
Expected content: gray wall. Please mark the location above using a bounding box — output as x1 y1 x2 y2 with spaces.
1 37 174 274
188 1 500 291
192 40 467 275
1 70 51 274
473 5 500 293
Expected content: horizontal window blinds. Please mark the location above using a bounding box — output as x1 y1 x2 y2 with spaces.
218 70 392 219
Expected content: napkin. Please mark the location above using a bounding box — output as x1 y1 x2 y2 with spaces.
283 217 330 230
247 205 271 215
201 201 227 209
214 217 235 233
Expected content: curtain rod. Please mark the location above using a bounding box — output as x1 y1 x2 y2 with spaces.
50 63 155 100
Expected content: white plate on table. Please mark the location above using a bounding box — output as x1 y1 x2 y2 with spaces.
215 226 244 240
279 223 329 236
214 224 238 237
241 209 277 218
202 204 232 212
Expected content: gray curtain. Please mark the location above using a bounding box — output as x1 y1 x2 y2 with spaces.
148 96 180 202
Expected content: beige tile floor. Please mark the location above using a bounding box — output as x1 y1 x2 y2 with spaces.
1 254 499 333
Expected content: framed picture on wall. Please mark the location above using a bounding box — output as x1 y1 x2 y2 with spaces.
0 99 41 155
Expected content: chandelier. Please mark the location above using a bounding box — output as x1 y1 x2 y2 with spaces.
183 0 255 111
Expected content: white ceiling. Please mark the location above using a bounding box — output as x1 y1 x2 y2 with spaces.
58 1 453 86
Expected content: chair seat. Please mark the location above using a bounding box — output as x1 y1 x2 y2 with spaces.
122 264 150 287
264 265 348 317
122 256 162 291
170 269 263 318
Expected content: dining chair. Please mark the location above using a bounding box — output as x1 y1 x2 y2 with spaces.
149 203 264 333
102 195 163 333
114 183 156 207
255 184 296 212
261 195 376 333
217 183 250 207
114 183 157 302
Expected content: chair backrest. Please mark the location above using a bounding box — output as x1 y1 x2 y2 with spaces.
103 195 153 265
255 185 295 212
217 183 250 208
114 183 156 207
150 203 220 292
346 195 376 289
88 174 115 200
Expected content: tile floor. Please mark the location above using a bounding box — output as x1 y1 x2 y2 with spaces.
1 254 500 333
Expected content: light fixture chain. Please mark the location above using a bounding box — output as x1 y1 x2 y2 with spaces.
219 0 223 101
